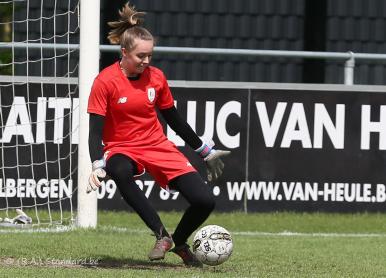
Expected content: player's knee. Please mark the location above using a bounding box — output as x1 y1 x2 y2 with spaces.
197 194 215 214
108 164 129 181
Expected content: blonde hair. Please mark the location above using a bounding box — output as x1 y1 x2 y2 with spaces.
107 2 153 50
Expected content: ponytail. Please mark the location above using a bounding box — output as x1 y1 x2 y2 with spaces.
107 2 153 50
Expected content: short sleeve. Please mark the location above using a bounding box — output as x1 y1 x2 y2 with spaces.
156 73 174 110
87 77 109 116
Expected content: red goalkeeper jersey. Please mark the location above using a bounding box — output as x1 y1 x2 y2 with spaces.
87 62 174 149
87 62 196 187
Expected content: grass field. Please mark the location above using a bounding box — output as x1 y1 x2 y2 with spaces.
0 211 386 277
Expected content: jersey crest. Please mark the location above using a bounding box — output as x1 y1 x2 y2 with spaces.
147 87 155 103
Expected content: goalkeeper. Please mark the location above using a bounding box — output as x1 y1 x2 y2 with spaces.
87 3 230 268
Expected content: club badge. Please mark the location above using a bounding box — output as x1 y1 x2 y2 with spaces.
147 88 155 103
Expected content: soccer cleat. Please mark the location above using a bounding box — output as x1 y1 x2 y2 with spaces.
148 236 174 261
170 243 203 268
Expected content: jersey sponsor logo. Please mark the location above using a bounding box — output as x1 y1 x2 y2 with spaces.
147 88 155 103
117 97 127 104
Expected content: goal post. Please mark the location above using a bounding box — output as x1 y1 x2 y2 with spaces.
76 0 100 228
0 0 99 228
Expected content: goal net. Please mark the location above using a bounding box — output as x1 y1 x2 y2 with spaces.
0 0 80 227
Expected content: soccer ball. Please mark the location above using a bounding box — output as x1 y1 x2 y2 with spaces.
192 225 233 266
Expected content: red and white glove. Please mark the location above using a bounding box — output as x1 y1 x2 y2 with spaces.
195 140 231 182
87 159 106 193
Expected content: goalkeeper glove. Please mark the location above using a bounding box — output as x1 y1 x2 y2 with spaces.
13 209 32 224
195 140 231 182
87 159 106 193
2 209 32 225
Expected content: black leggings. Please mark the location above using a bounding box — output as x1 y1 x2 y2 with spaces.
105 153 215 246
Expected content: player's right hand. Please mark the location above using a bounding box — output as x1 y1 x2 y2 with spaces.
87 159 106 193
87 168 106 193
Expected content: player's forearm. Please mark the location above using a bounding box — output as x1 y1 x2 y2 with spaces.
88 113 105 162
160 106 202 149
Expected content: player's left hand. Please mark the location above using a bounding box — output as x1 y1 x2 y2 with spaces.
195 140 231 182
204 149 231 181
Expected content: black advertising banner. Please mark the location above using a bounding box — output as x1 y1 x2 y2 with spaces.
247 89 386 212
1 82 386 212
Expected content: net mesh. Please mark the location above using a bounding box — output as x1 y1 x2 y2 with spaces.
0 0 80 226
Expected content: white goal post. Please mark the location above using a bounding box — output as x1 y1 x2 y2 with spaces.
0 0 98 228
76 0 100 228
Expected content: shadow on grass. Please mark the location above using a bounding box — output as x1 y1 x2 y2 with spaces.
87 256 231 272
83 256 187 270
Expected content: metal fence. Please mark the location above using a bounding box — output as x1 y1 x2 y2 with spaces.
2 42 386 85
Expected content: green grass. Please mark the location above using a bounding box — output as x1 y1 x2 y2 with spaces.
0 211 386 277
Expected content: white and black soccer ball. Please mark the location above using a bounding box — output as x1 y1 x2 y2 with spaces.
192 225 233 266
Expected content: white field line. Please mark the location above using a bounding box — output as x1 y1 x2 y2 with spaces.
0 225 384 238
